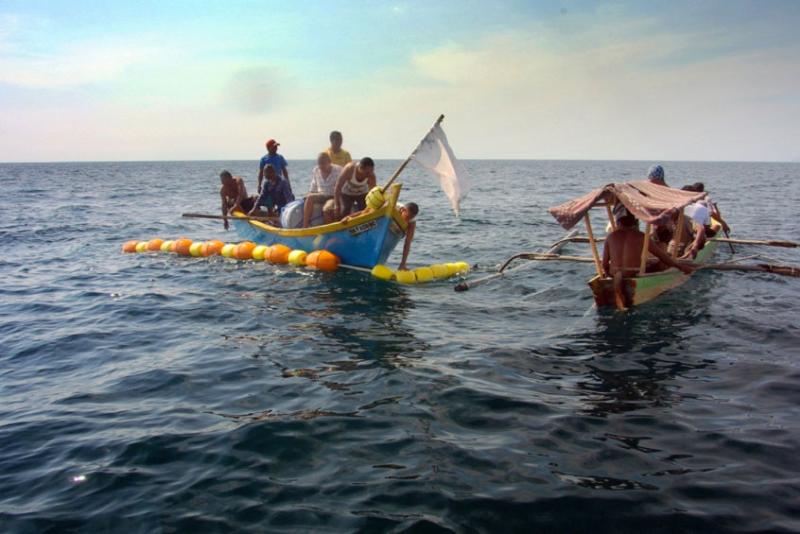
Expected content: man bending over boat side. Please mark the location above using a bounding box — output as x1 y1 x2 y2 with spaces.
303 152 341 227
344 201 419 271
219 170 258 230
334 157 376 219
603 205 694 303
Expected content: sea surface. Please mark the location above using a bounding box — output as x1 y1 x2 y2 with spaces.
1 160 799 533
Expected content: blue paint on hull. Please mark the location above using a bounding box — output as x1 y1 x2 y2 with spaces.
233 216 405 268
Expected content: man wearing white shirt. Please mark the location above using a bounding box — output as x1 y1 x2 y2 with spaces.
303 152 342 227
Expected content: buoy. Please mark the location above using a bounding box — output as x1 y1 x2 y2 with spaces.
174 239 193 256
169 240 179 252
445 263 461 277
371 264 393 281
288 249 308 266
189 242 204 257
235 241 256 260
160 240 174 252
221 244 236 258
395 270 416 284
414 266 434 283
146 238 164 251
266 244 291 264
453 261 470 274
431 264 449 279
252 245 268 261
306 250 340 272
365 186 385 210
135 241 148 253
202 240 224 256
122 240 139 253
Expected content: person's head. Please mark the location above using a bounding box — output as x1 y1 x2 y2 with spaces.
399 202 419 223
647 164 665 185
266 139 280 154
613 202 636 228
329 130 343 151
264 164 277 181
317 152 332 172
220 170 234 185
356 158 375 177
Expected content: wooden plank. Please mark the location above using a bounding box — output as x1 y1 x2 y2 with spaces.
584 213 603 277
639 223 652 275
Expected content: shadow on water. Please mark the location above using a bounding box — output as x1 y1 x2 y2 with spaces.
570 279 718 417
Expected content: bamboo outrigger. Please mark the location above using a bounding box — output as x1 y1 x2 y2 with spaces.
548 180 715 309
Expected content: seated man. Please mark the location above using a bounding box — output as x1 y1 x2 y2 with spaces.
303 152 342 227
219 170 258 230
249 164 295 218
603 205 694 306
333 157 376 219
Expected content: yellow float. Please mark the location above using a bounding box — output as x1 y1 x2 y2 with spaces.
160 240 174 252
288 249 308 266
221 244 236 258
414 266 434 283
371 264 393 281
189 242 204 257
252 245 268 260
395 270 416 284
135 242 148 253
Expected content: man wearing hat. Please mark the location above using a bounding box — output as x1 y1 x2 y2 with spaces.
258 139 291 196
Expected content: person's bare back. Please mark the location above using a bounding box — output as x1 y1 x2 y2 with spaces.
603 227 645 277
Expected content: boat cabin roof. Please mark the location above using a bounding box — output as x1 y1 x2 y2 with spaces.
548 180 707 230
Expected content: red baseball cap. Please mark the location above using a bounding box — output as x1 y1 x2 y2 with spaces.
265 139 280 149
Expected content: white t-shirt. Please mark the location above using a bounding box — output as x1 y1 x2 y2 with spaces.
308 164 341 196
685 202 710 226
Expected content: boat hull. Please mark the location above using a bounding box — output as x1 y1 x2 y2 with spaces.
589 240 719 309
232 184 407 268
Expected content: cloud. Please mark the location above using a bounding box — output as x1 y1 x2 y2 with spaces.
223 66 288 114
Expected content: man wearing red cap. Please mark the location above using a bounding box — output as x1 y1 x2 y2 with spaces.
258 139 291 195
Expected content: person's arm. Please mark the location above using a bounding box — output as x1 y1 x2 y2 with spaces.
220 189 229 230
283 180 295 203
250 187 267 216
333 167 348 218
257 161 264 194
398 222 415 271
282 157 290 185
684 224 706 259
367 171 377 190
648 240 694 275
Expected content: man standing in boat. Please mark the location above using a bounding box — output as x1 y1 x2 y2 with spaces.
333 157 376 218
258 139 291 194
325 131 352 168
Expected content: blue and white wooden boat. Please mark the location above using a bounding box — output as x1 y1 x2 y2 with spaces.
232 183 408 268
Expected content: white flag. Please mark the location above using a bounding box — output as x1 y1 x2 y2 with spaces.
411 124 470 216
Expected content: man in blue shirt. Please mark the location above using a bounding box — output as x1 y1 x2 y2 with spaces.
250 164 295 217
259 139 290 193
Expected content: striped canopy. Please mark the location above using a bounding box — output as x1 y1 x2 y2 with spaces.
548 180 707 230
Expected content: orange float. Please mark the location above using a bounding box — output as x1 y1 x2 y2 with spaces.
122 240 139 253
266 244 291 264
146 238 164 251
202 240 225 256
174 238 193 256
306 250 340 272
235 241 257 260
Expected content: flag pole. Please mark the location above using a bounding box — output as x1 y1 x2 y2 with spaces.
381 114 445 191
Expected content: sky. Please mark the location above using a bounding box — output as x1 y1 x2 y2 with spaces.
1 0 799 162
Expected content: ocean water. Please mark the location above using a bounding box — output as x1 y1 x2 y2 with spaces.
1 159 799 532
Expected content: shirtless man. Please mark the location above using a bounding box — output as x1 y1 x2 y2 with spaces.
603 205 694 278
333 157 377 219
219 170 257 230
